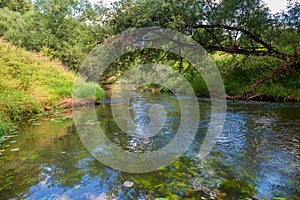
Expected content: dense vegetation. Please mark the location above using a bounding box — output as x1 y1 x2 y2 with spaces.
0 39 103 136
0 0 299 134
0 0 108 70
0 1 299 199
107 0 299 100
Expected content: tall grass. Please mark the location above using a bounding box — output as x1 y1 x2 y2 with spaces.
191 53 300 101
0 39 103 136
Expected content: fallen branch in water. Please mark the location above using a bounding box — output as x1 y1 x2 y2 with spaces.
246 93 266 100
56 98 101 109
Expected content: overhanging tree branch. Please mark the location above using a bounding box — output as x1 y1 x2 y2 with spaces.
198 44 284 58
192 24 289 60
191 24 298 99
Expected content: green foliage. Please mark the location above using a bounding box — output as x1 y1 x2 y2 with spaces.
0 8 24 37
110 0 199 32
0 0 31 13
0 90 42 122
0 39 103 136
0 0 299 101
0 120 14 136
110 0 299 56
108 0 299 100
189 74 209 97
74 80 104 101
257 83 300 101
1 0 108 71
212 53 300 100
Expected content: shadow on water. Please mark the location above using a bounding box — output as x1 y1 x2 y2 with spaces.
0 91 299 199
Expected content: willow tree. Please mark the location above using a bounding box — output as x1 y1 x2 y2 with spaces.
108 0 299 99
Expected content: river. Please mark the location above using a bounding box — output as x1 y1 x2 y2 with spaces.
0 89 299 199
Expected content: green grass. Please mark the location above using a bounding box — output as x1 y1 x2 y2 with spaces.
0 39 103 136
74 79 103 100
190 53 300 101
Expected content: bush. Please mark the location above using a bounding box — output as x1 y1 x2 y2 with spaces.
189 74 209 97
0 120 14 136
74 80 104 101
0 8 24 36
213 53 300 100
0 89 42 122
2 7 99 71
0 39 104 136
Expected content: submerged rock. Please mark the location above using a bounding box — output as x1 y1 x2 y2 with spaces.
123 181 134 188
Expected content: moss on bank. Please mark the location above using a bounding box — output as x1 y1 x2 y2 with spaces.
0 39 103 136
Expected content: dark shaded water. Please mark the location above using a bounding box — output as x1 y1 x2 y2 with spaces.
0 91 299 199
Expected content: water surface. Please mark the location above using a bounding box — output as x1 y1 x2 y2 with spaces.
0 91 299 199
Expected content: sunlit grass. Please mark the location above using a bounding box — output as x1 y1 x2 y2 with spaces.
0 39 103 135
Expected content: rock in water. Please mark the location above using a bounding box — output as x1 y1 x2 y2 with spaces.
123 181 134 188
11 148 20 152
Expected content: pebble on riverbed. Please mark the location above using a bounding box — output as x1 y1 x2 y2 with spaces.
123 181 134 188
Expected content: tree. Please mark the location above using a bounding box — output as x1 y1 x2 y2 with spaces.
0 0 31 13
108 0 299 99
3 0 108 70
29 0 109 70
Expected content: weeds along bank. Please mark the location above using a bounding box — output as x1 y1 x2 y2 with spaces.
188 53 300 101
125 52 300 102
1 37 299 137
0 39 103 136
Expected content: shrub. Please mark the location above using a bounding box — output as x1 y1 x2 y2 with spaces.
0 90 42 122
0 39 104 136
74 79 104 101
0 120 14 136
0 8 24 36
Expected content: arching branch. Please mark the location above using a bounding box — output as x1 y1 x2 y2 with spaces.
192 24 289 60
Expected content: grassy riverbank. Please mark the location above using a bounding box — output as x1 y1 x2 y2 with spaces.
0 39 103 136
135 52 300 101
216 54 300 101
189 53 300 101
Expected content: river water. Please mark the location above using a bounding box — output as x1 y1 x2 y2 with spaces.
0 90 299 199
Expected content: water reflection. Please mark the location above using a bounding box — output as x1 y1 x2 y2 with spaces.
0 94 299 199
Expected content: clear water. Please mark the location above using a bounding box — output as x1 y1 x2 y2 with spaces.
0 91 299 199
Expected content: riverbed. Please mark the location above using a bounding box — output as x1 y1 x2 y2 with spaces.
0 90 299 199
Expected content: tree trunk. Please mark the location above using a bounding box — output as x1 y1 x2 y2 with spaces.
240 52 297 99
